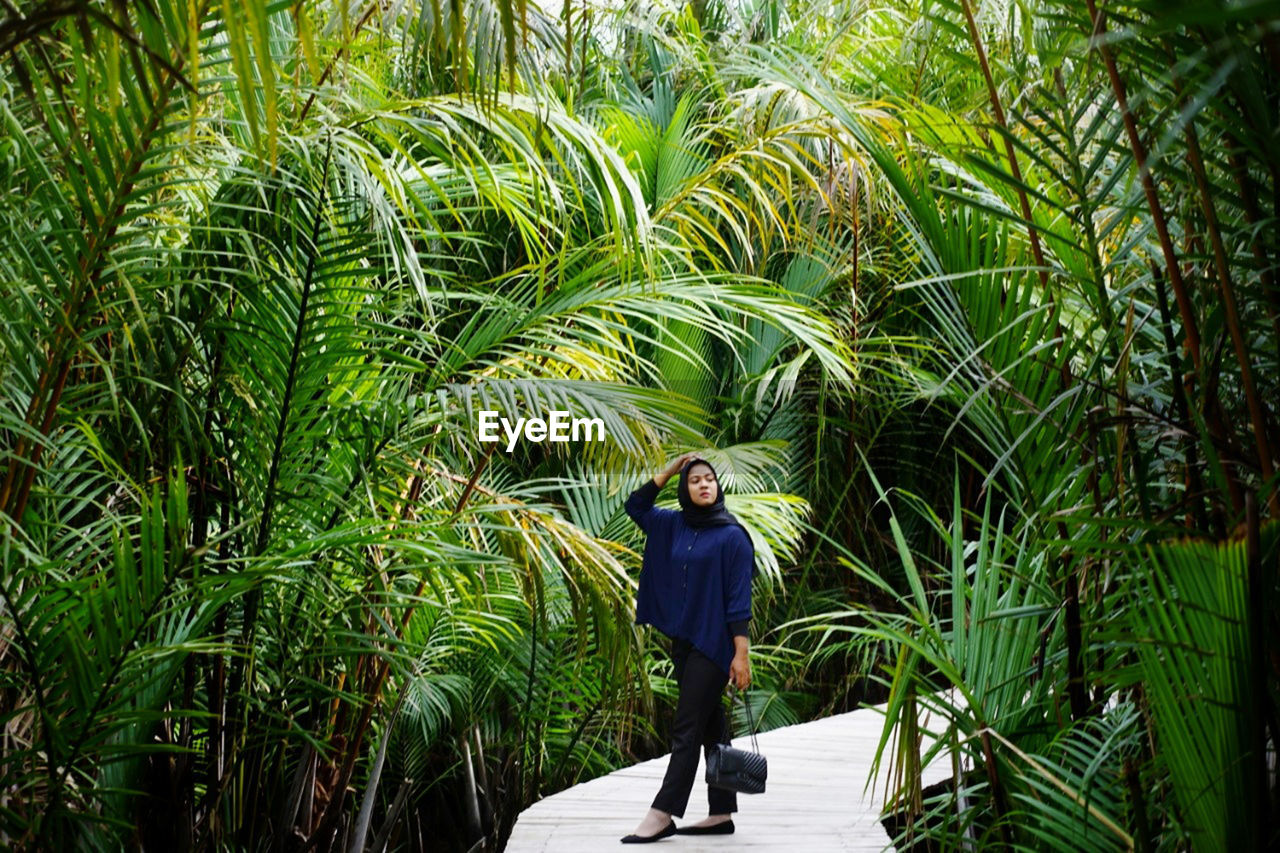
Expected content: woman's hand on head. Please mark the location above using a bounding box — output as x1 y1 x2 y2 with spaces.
657 452 698 487
669 452 698 475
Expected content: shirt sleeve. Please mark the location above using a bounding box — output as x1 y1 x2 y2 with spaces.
728 618 750 639
724 528 753 625
624 478 678 534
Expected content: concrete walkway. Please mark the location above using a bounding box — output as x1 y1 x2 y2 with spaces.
503 699 954 852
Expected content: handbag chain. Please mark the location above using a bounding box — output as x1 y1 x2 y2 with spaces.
727 685 760 754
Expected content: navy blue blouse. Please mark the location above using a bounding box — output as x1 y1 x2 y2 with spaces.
625 478 754 677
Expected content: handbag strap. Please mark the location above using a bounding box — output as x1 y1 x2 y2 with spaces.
728 685 760 754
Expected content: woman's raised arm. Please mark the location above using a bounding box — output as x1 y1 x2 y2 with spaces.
624 453 696 533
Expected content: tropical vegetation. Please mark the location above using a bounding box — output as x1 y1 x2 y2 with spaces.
0 0 1276 850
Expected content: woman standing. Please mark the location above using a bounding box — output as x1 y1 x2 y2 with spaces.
619 453 755 844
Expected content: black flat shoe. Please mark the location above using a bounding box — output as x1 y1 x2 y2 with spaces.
674 819 734 835
620 819 677 843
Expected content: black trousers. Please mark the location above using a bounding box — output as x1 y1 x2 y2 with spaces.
650 636 737 817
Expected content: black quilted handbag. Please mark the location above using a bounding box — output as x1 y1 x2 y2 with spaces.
705 686 767 794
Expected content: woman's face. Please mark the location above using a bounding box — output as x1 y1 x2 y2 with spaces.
686 464 718 507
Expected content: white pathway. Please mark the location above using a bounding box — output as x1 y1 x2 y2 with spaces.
503 700 954 852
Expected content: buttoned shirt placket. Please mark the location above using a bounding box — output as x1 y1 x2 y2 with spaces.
681 530 699 596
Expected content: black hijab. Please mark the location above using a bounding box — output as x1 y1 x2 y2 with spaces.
677 458 744 530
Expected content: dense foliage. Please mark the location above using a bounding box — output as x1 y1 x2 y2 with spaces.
1 0 1276 850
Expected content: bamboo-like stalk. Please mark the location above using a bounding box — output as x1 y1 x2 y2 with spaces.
197 504 234 848
298 1 382 124
899 690 923 831
348 690 409 853
313 370 547 842
1178 82 1280 515
223 138 336 797
1167 43 1280 512
562 0 573 103
302 444 499 851
369 777 413 853
1083 0 1203 380
278 743 318 851
1224 148 1280 364
39 489 194 847
473 723 493 826
1051 67 1120 348
958 0 1049 290
459 728 485 847
1123 758 1154 852
0 2 200 524
1064 570 1089 722
1150 263 1221 527
977 727 1012 846
521 564 542 805
1084 0 1261 530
